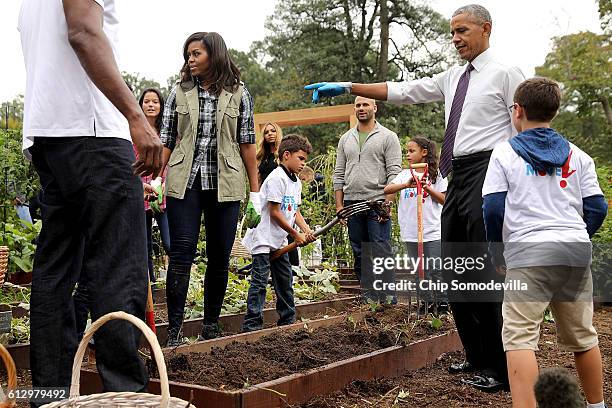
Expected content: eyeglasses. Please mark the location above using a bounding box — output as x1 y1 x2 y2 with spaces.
509 103 518 111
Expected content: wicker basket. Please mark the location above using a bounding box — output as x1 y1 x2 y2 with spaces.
230 215 251 259
0 247 8 287
41 311 195 408
0 343 17 408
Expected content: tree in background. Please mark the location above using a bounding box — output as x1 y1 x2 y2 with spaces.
0 96 24 130
536 31 611 164
235 0 452 153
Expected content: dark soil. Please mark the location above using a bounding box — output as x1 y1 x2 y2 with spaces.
1 306 610 407
298 306 612 407
159 304 454 390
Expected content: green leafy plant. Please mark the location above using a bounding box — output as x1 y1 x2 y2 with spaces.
292 263 339 303
10 316 30 344
0 221 41 274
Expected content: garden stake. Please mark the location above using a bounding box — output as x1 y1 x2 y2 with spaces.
409 163 428 316
271 199 391 260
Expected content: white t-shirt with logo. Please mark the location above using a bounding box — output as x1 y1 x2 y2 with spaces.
18 0 129 156
391 169 448 242
242 167 302 255
482 141 602 267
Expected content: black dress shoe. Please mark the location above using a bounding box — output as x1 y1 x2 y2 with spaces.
462 374 509 393
448 360 475 374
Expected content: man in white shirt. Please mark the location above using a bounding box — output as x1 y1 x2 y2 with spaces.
305 4 525 392
19 0 162 403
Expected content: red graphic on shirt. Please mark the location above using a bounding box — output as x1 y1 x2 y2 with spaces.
287 204 292 211
560 150 576 189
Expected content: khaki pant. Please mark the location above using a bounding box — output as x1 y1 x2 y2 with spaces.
502 265 598 352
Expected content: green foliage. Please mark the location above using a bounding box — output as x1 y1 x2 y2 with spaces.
0 96 24 130
0 221 40 273
536 31 611 147
234 0 453 155
0 129 40 209
0 284 31 304
9 316 30 345
428 314 443 330
292 263 340 303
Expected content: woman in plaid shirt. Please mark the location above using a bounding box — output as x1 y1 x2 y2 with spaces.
160 32 259 346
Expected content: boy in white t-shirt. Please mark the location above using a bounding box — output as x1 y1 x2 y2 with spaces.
482 78 608 408
384 137 448 311
242 134 316 332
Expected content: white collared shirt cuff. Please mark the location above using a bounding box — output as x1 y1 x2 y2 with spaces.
386 81 404 104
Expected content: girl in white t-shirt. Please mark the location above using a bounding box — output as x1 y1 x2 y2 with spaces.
384 137 448 310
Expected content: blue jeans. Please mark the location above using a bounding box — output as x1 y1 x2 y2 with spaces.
29 137 148 406
165 186 240 330
242 253 295 331
345 200 395 300
405 240 447 302
146 210 170 282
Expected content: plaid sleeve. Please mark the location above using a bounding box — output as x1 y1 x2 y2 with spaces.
160 86 178 150
237 85 255 144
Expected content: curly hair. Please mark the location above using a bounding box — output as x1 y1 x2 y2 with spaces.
410 136 439 183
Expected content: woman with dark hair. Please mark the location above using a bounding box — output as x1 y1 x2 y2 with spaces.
138 88 170 282
160 32 259 345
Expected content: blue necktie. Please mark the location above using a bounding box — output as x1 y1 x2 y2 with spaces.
439 63 474 178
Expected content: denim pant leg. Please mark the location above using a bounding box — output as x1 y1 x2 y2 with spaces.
155 210 171 254
406 240 446 302
366 211 394 300
271 253 296 326
242 254 270 331
345 201 369 282
30 138 148 404
201 191 240 324
145 211 155 281
166 189 202 331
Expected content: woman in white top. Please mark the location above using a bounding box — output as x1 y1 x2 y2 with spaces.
384 137 448 311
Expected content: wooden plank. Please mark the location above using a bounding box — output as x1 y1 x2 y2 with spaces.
172 312 365 355
6 343 29 369
254 104 355 130
240 330 462 408
154 296 357 345
79 369 242 408
81 329 461 408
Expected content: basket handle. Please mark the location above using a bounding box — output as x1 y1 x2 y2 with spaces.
69 311 170 407
0 343 17 408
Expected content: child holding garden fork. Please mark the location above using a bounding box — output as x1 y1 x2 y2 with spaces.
384 136 448 314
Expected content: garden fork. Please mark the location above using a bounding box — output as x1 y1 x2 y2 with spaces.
270 199 390 260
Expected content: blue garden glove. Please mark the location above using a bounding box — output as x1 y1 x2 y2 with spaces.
244 192 262 229
304 82 352 103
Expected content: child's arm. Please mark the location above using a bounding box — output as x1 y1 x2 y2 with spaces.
583 195 607 237
383 171 412 195
423 184 445 204
295 209 316 243
383 182 409 195
483 192 507 273
269 202 308 246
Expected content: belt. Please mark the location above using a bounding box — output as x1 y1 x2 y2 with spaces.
451 150 492 170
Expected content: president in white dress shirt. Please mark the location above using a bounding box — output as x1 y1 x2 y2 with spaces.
305 4 525 392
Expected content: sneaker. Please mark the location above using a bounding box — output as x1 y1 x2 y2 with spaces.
197 323 221 341
165 328 184 348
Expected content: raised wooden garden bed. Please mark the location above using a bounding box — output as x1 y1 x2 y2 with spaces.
79 305 461 407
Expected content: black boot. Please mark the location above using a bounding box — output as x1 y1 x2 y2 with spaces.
197 322 221 341
165 263 191 345
165 327 183 348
